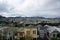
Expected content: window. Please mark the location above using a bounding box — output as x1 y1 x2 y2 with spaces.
33 30 36 34
20 32 24 36
20 37 24 40
26 31 30 35
33 38 36 40
57 34 60 38
53 34 55 37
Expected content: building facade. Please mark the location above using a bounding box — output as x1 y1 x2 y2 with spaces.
16 27 38 40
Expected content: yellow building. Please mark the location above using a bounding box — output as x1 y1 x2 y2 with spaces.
16 27 38 40
24 27 38 40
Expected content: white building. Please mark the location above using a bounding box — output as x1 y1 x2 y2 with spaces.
47 26 60 38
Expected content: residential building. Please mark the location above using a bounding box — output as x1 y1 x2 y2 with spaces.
0 27 14 40
16 27 38 40
38 25 50 40
47 26 60 40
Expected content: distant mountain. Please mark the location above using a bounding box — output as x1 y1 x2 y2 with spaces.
55 17 60 19
0 15 60 19
6 16 45 19
0 15 6 19
31 16 45 19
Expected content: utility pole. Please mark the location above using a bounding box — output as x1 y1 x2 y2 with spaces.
2 30 3 40
12 32 14 40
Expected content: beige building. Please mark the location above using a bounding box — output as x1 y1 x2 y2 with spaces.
24 27 38 40
16 27 38 40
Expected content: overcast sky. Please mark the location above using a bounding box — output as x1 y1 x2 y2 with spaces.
0 0 60 18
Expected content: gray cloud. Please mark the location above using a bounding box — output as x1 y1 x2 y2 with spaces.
23 0 60 18
0 2 16 17
0 0 60 18
0 3 8 12
0 2 13 13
